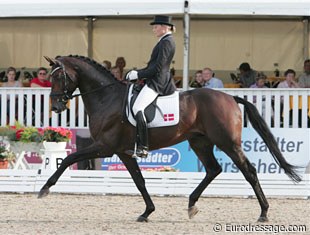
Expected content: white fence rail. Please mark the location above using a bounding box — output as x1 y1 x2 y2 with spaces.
0 87 309 128
0 170 309 198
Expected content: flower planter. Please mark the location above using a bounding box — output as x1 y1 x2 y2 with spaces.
9 142 43 153
0 160 8 169
43 141 67 151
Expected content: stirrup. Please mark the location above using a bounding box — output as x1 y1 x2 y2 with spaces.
125 143 148 159
136 148 148 158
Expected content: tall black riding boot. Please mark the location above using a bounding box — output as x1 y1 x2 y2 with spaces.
135 111 149 158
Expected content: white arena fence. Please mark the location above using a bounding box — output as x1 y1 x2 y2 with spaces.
0 87 309 197
0 170 309 198
0 87 309 128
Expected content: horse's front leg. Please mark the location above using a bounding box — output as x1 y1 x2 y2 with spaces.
38 144 105 198
119 154 155 222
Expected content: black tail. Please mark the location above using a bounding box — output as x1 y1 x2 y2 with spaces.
233 96 301 183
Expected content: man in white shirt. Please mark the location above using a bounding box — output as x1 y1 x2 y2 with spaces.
202 67 224 88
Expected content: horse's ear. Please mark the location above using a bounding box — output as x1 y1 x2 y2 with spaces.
44 56 58 66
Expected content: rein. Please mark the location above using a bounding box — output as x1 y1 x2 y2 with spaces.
69 83 115 99
50 65 118 102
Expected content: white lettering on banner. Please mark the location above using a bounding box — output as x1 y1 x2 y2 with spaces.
136 153 173 164
216 158 285 174
208 128 310 174
103 153 174 164
216 138 304 153
239 137 304 153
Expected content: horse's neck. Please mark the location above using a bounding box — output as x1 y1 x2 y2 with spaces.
79 81 125 116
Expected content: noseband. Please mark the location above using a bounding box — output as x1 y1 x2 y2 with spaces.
49 63 74 104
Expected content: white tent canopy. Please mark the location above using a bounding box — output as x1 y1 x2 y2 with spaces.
0 0 184 17
0 0 309 89
1 0 310 18
190 0 310 17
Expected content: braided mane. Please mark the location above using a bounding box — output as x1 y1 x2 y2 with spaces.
56 55 116 79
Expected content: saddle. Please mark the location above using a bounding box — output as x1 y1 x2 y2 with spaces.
126 84 179 128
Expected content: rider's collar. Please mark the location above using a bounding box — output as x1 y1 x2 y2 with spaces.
158 32 172 42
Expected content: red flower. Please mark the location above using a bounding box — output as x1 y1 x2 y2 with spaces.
15 129 24 140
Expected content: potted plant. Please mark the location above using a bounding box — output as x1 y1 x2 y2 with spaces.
0 145 16 169
0 126 10 145
7 124 43 153
42 127 72 150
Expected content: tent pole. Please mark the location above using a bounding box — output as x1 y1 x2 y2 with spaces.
182 0 190 90
303 17 309 60
87 17 95 58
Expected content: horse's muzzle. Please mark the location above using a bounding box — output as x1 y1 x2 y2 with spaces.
51 102 67 113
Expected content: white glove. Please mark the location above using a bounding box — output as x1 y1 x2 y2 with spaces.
126 70 138 81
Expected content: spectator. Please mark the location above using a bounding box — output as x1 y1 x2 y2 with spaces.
1 67 22 88
202 67 224 88
29 67 51 125
111 66 122 81
1 67 22 121
102 60 112 70
277 69 299 88
190 70 204 88
278 69 301 127
298 59 310 88
250 72 268 88
115 57 126 79
30 67 51 87
238 62 257 88
250 72 272 120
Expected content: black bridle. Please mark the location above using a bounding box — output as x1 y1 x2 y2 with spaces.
49 62 117 104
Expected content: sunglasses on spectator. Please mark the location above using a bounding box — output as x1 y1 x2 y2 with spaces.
39 72 47 75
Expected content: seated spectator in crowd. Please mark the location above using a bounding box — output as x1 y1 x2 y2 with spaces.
278 69 301 127
238 62 257 88
102 60 112 70
298 59 310 88
1 67 22 88
250 72 268 88
190 70 204 88
250 72 272 121
202 67 224 88
111 66 122 81
277 69 299 88
1 67 22 121
30 67 51 87
115 57 126 79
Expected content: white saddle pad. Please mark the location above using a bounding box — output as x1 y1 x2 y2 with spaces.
127 85 180 128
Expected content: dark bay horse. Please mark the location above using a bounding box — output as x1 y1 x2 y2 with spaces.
39 55 301 222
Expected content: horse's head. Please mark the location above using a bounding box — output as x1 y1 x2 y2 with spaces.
45 56 78 113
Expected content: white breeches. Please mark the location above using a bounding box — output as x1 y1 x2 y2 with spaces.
132 84 158 117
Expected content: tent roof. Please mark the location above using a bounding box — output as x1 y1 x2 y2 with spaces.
0 0 309 18
0 0 184 18
190 0 310 17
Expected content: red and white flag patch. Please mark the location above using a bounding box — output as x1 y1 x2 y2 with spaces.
164 113 174 121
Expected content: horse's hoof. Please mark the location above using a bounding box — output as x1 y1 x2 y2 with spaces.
188 206 199 219
257 216 268 222
136 216 148 222
38 188 50 198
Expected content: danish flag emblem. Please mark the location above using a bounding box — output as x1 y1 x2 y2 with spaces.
164 113 174 121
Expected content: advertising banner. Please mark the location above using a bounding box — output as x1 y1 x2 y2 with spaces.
101 128 310 174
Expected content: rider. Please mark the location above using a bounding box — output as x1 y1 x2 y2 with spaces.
126 15 177 158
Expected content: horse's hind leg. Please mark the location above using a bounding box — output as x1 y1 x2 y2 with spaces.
225 145 269 222
119 154 155 222
187 135 222 219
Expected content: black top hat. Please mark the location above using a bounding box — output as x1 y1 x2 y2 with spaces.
150 15 174 27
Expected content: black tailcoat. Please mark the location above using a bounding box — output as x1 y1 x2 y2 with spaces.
137 34 176 95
